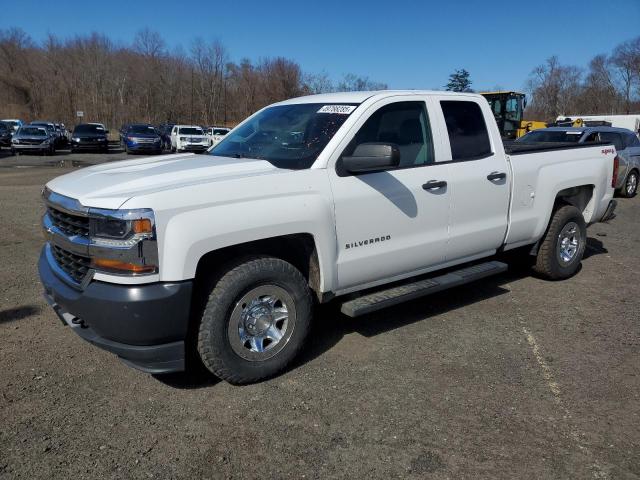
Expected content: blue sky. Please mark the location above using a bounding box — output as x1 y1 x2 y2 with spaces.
2 0 639 91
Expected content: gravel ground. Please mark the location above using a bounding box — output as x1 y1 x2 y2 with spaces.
0 160 638 479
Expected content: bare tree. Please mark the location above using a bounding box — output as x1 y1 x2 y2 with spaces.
610 37 640 113
526 56 583 120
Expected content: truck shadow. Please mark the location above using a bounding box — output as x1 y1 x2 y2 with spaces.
155 243 607 389
584 236 608 259
0 305 41 324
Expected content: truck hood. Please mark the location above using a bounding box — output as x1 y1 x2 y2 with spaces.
46 153 285 210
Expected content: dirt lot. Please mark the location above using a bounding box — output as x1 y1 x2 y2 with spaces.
0 158 639 479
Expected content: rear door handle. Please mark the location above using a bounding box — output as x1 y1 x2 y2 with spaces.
487 171 506 181
422 180 447 190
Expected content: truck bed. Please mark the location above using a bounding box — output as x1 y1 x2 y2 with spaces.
504 141 612 155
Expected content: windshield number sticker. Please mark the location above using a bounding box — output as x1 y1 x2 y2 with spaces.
317 105 356 114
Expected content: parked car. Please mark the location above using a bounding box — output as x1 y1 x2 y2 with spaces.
517 126 640 197
11 126 55 155
170 125 209 152
54 123 68 146
30 121 63 148
122 124 162 155
0 122 12 147
205 126 231 146
1 119 23 134
70 123 109 152
39 90 617 383
156 124 174 151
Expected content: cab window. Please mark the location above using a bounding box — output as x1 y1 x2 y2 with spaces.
440 101 492 161
343 101 435 168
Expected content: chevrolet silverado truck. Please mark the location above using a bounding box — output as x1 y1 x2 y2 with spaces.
39 91 618 384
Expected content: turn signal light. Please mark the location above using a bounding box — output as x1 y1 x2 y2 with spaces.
91 258 156 274
132 218 153 234
612 155 620 188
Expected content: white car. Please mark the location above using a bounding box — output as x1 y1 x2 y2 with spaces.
170 125 209 153
39 90 617 384
205 126 231 147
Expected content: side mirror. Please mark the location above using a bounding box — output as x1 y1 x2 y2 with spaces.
105 129 110 134
342 142 400 174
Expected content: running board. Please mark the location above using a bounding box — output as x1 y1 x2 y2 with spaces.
339 261 508 318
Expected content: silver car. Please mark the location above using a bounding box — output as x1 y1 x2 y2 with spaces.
517 126 640 197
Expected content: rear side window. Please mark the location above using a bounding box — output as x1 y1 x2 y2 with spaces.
598 132 624 151
624 133 640 148
440 101 492 160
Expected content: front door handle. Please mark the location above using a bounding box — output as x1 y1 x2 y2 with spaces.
423 180 447 190
487 171 507 181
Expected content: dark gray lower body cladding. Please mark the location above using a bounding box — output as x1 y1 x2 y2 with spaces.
340 261 508 317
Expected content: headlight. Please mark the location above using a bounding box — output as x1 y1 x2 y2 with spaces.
11 138 19 144
97 138 106 142
72 137 80 142
88 208 158 275
42 139 51 145
180 137 187 141
91 209 154 243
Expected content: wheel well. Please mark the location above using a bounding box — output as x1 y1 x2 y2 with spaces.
193 233 322 300
554 185 595 221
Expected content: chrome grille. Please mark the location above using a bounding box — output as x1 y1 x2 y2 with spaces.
51 245 90 283
48 207 89 237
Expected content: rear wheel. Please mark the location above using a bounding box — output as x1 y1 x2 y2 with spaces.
533 205 586 280
197 256 313 384
620 170 638 198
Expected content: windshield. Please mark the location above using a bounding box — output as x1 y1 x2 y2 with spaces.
19 127 46 136
179 127 204 135
129 125 156 135
74 124 105 134
210 103 358 169
516 130 584 143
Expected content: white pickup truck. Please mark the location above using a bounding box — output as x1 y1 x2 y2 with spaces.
39 91 618 384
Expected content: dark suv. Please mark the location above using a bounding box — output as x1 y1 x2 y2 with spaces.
0 122 12 147
122 124 162 154
70 124 109 153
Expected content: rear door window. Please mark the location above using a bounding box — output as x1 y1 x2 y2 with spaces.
440 101 492 160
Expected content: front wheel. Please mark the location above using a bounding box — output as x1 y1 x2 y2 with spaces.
197 256 313 384
620 170 638 198
533 205 587 280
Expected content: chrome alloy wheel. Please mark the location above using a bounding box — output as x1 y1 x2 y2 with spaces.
228 285 296 361
556 221 580 265
626 173 637 196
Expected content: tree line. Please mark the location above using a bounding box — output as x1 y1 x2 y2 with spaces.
444 37 640 121
525 37 640 120
0 28 386 129
1 27 638 129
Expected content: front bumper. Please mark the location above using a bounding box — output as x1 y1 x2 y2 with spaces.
71 141 108 150
179 143 208 152
12 143 50 151
39 247 193 373
127 142 162 152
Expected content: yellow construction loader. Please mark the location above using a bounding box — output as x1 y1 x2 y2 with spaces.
480 91 546 140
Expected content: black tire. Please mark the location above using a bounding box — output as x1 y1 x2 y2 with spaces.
197 256 313 384
533 205 586 280
620 170 638 198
